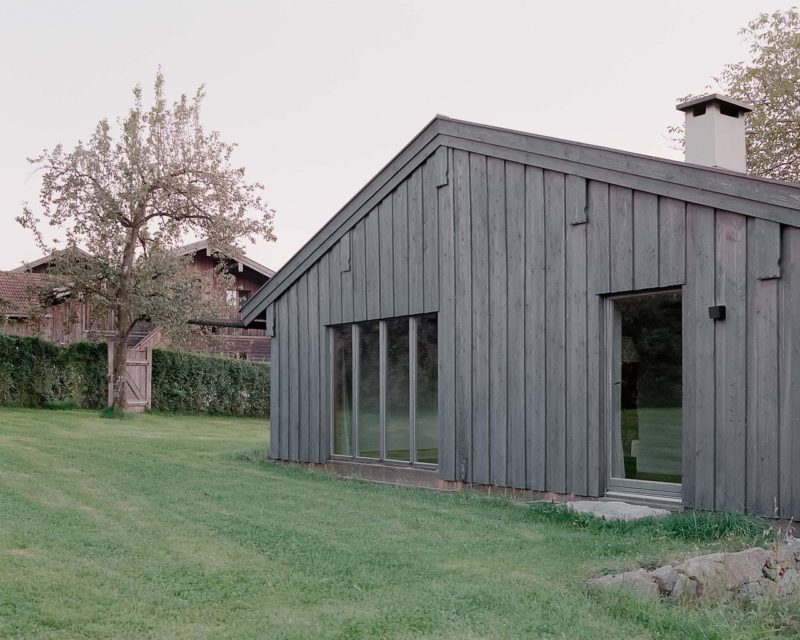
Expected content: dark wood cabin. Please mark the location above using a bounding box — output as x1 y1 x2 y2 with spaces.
221 99 800 517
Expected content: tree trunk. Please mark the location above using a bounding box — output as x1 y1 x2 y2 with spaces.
112 227 138 411
111 306 133 410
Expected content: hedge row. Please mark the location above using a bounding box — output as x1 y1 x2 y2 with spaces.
0 335 106 408
151 348 269 417
0 334 269 417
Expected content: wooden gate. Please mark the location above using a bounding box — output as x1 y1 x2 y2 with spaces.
107 343 152 412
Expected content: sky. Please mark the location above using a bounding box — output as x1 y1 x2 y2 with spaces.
0 0 795 272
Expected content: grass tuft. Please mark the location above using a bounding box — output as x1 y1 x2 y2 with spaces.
42 400 81 410
99 405 133 420
526 501 773 547
232 448 269 463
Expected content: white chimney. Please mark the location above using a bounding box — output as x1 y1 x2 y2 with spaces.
676 94 753 172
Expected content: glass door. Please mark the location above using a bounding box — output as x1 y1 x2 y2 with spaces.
607 290 683 498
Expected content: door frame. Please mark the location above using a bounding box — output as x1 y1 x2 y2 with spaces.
603 289 683 500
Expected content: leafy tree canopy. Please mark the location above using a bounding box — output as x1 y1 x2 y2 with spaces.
18 71 276 408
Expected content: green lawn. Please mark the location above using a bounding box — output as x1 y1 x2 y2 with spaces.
0 408 796 639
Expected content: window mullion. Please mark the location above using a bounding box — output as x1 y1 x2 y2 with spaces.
379 320 387 460
409 316 417 464
328 327 334 457
352 324 359 458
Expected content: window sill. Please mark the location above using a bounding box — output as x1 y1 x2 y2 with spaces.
329 454 438 471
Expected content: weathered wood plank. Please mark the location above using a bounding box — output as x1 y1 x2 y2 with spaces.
544 170 567 493
609 185 633 292
288 285 300 462
408 168 424 314
567 175 587 225
454 149 472 482
488 157 508 486
433 145 448 186
307 265 321 463
506 161 526 489
265 304 275 338
318 253 331 459
379 196 394 318
340 234 354 323
392 182 410 316
565 174 588 496
586 180 609 495
297 275 309 462
525 166 546 490
364 208 381 320
684 204 715 510
658 197 686 287
437 148 456 480
278 295 290 461
586 180 610 294
746 217 780 515
423 158 440 312
714 211 747 512
754 218 781 280
329 246 342 325
470 153 490 485
351 220 367 322
269 303 280 460
633 191 659 289
779 228 800 518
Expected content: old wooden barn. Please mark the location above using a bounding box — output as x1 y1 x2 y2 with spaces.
241 94 800 517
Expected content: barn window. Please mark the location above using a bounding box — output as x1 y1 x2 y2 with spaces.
330 313 438 466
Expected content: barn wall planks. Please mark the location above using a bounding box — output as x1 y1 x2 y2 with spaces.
265 144 800 518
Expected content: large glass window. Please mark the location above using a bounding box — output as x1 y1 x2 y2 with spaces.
332 325 353 455
357 322 381 458
610 291 682 485
330 314 437 466
416 314 438 464
386 318 411 461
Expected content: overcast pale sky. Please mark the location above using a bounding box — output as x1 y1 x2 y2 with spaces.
0 0 794 271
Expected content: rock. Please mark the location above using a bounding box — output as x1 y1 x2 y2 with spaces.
776 542 799 568
566 500 670 521
651 565 678 594
668 573 697 601
735 581 765 604
778 568 800 595
587 569 660 598
677 553 728 599
721 548 769 590
763 566 779 581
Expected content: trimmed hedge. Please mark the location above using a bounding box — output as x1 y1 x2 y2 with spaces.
0 334 269 417
151 349 269 417
0 335 106 408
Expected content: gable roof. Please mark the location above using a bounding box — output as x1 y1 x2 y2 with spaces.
10 247 92 273
0 272 52 315
176 239 276 279
241 115 800 326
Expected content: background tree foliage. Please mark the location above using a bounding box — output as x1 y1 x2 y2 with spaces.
18 72 276 409
670 8 800 182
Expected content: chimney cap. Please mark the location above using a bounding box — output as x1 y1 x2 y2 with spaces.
676 93 754 114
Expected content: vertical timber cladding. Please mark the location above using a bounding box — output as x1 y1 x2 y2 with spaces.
267 141 800 518
268 151 445 465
